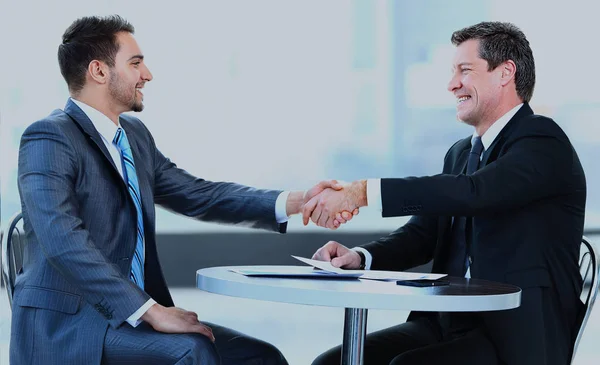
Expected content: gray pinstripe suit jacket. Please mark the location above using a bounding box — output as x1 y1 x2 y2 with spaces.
10 99 285 364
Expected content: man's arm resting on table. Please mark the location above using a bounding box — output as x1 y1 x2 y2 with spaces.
349 178 378 270
353 247 372 270
355 178 438 271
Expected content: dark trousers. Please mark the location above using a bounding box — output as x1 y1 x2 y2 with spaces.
102 321 288 365
312 316 498 365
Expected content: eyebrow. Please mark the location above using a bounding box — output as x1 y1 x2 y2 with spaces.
451 62 474 72
128 54 144 61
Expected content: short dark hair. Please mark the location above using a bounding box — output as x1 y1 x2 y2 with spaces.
58 15 134 94
451 21 535 102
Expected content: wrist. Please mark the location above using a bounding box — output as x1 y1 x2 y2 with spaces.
355 250 366 269
141 303 160 323
351 180 368 207
286 191 305 216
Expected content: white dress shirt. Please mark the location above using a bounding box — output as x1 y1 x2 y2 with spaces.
356 103 524 275
71 98 289 326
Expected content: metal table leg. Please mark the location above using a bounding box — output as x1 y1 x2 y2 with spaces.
341 308 368 365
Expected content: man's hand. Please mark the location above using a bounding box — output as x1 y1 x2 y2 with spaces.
287 180 358 228
302 180 368 229
312 241 362 269
141 304 215 342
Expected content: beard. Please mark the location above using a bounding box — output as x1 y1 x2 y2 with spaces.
109 70 144 112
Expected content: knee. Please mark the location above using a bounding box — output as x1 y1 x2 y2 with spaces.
389 351 419 365
256 341 288 365
181 334 220 365
312 348 341 365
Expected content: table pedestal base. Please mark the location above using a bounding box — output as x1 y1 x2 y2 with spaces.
341 308 368 365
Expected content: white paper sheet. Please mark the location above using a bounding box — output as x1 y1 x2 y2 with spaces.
291 255 447 281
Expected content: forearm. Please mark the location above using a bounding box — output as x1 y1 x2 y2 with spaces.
286 191 305 216
361 216 438 271
346 179 368 208
154 152 282 232
380 134 571 218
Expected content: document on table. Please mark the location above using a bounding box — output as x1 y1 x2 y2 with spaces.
230 266 363 279
291 256 447 281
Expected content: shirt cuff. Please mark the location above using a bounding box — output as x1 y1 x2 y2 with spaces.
367 178 382 212
352 247 373 270
126 298 157 327
275 191 290 223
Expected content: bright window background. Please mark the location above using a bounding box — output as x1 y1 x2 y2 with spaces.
1 0 599 233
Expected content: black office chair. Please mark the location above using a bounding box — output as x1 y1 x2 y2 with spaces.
1 211 24 309
571 236 599 364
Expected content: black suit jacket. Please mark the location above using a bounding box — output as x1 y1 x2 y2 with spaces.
362 104 586 365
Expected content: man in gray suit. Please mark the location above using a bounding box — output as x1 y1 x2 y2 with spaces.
11 15 353 365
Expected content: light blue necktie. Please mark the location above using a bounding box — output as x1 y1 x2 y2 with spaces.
113 128 145 290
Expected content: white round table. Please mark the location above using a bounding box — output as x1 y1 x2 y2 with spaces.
196 266 521 365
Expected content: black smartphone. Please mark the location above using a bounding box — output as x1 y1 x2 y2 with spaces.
396 279 450 287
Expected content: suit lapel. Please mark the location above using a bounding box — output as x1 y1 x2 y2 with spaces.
481 136 502 166
63 99 121 175
481 103 534 167
455 148 470 174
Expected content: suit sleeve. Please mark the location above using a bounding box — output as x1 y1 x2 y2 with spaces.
380 118 577 217
145 126 284 233
18 121 150 327
361 215 439 271
357 141 468 271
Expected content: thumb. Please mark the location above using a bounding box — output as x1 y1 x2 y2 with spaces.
322 179 343 190
302 196 319 226
331 253 353 268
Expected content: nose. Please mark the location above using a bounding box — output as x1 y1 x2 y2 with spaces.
141 64 153 82
447 72 461 93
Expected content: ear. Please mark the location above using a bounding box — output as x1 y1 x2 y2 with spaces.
88 60 110 85
499 60 516 87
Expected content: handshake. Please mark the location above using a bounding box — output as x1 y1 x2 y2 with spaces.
293 179 368 230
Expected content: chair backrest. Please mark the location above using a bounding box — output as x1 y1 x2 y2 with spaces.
571 236 599 363
1 211 24 309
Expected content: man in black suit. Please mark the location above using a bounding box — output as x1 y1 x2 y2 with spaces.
305 21 586 365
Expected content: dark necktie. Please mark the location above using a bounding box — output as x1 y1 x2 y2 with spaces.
447 136 484 276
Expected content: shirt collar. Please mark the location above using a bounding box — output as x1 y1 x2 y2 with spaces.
70 97 121 143
472 103 523 151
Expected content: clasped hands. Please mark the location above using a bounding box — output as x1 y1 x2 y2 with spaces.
300 179 367 229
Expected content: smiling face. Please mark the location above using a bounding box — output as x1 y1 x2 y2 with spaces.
107 32 153 113
447 39 504 127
